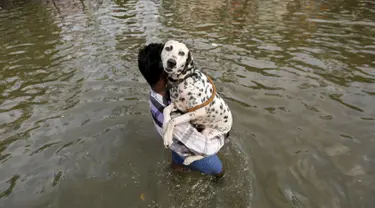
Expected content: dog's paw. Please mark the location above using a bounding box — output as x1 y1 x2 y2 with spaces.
163 137 173 148
183 157 195 166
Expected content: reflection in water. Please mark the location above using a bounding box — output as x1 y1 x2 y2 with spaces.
1 0 375 207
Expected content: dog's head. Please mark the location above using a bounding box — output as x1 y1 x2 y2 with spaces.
161 40 194 76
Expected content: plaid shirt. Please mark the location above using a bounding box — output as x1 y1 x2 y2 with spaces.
149 89 225 157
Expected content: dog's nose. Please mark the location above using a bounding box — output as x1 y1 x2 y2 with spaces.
167 59 176 68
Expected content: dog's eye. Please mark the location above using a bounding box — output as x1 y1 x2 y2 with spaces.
178 51 185 56
165 46 173 51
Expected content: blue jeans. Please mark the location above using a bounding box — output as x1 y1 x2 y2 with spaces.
171 151 223 175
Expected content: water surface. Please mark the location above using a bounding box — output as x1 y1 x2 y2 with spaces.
1 0 375 207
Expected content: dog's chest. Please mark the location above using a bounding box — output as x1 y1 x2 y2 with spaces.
169 74 213 111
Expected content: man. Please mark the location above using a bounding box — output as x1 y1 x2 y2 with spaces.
137 43 226 177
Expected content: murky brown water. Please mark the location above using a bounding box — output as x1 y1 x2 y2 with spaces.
1 0 375 207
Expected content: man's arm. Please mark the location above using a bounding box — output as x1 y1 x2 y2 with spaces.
172 119 225 156
149 92 224 156
163 107 206 148
152 109 224 156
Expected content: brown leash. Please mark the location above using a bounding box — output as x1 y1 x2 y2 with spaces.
186 74 216 112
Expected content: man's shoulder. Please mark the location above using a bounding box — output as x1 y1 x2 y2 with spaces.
150 90 170 106
150 90 162 103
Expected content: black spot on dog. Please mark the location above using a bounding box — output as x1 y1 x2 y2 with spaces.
198 93 201 97
179 97 185 102
224 120 228 123
200 88 203 92
210 88 213 93
220 105 223 110
224 116 228 119
190 96 194 100
188 92 192 95
215 111 219 114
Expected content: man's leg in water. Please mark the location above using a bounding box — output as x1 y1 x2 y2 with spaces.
171 151 224 177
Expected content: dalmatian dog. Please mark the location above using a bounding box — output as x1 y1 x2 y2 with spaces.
161 40 233 165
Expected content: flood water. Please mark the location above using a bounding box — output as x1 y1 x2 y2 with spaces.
1 0 375 207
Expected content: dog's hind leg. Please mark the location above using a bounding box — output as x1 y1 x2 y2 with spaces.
183 128 226 165
183 155 204 165
201 128 226 140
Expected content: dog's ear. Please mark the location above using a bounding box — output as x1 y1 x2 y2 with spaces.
181 51 194 74
186 51 194 69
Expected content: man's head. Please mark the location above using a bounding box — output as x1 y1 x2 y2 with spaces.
137 43 166 89
161 40 193 75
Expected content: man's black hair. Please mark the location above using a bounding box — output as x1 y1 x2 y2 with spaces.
137 43 165 87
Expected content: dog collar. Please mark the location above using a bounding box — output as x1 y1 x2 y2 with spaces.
168 72 197 83
168 77 179 82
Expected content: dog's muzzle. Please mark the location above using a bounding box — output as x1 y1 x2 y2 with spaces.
166 59 176 72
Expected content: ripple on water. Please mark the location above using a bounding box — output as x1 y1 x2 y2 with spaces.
0 175 20 199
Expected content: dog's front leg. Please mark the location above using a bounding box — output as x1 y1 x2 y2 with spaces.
164 108 205 148
162 103 177 135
